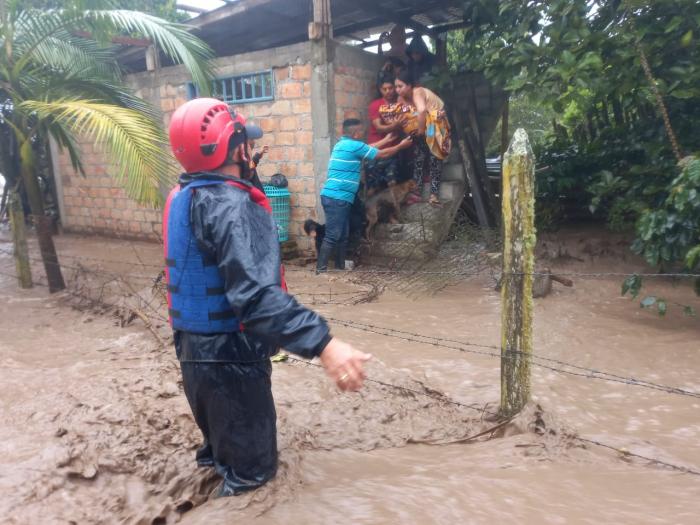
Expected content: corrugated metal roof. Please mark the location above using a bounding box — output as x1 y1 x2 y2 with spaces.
121 0 465 71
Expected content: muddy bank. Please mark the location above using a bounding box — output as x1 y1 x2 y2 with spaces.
1 229 699 524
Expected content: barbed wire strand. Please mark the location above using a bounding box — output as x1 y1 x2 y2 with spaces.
284 356 700 477
2 268 698 477
1 247 698 279
321 316 700 399
2 254 697 399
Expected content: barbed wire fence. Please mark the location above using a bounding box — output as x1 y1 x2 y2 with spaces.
1 220 700 478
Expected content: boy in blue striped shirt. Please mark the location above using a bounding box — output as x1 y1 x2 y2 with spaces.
317 118 412 273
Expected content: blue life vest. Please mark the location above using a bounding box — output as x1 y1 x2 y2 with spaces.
163 178 239 333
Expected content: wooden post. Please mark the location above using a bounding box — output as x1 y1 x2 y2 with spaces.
465 85 498 223
145 45 160 71
8 190 33 289
451 110 491 228
500 129 535 416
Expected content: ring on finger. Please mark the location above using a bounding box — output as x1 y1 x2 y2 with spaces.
339 373 349 382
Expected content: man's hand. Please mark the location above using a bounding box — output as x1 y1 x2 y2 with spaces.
398 136 414 149
393 115 407 130
261 145 269 156
319 337 372 391
383 131 398 143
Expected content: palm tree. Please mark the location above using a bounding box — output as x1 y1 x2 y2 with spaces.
0 0 212 291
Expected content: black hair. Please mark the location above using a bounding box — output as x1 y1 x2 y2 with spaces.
303 219 318 235
376 71 395 90
406 36 430 57
386 56 405 69
395 68 415 87
342 118 363 134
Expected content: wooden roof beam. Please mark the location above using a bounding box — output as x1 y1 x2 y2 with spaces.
176 3 208 14
342 0 434 36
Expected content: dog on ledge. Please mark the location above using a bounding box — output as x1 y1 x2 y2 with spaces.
364 179 417 241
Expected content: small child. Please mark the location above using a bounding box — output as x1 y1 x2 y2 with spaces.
245 123 267 192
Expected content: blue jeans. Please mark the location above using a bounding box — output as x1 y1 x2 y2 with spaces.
317 196 351 272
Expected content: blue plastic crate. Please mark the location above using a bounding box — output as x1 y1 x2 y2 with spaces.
262 184 291 242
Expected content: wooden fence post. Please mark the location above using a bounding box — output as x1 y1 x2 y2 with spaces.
500 129 535 416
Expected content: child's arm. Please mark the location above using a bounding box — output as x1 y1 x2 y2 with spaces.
414 89 428 136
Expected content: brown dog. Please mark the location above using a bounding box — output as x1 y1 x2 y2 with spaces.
364 179 417 240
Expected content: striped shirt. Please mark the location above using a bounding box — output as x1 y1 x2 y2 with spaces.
320 136 378 203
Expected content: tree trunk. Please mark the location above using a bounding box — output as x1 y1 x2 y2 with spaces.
500 129 535 417
586 111 597 140
0 182 9 219
7 189 33 289
611 96 624 127
600 101 611 128
500 99 510 166
19 140 65 292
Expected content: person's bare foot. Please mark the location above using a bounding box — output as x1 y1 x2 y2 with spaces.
428 194 441 206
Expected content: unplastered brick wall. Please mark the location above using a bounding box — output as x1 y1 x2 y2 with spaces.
237 63 316 248
57 148 164 239
58 42 318 247
333 45 384 139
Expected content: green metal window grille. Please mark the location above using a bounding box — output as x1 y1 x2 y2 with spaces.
188 70 274 103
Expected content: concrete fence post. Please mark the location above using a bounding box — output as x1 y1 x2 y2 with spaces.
500 128 536 416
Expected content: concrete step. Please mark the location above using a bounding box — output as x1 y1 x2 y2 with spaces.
414 179 464 202
439 180 465 201
360 237 437 262
441 162 465 183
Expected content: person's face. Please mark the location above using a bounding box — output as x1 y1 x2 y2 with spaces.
380 82 396 102
395 79 411 99
229 142 248 163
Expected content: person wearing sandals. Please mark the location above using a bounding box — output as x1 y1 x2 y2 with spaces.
394 69 451 206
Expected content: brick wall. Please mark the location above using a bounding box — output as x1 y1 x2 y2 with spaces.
58 146 164 239
333 45 384 138
57 42 383 253
58 43 318 248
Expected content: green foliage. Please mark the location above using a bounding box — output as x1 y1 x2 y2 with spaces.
0 1 213 204
622 274 642 298
483 93 555 156
632 156 700 270
453 0 700 308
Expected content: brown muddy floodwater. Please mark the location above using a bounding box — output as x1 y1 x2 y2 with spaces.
0 230 699 524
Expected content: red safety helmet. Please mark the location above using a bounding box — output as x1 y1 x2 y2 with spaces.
169 98 247 173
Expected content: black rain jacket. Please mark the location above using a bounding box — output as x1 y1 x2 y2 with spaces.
173 172 332 364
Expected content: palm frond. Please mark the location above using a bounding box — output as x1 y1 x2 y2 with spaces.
40 119 85 177
11 10 82 76
20 99 176 205
34 74 160 120
84 10 214 94
28 31 121 81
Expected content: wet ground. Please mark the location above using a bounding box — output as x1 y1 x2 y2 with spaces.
1 229 699 524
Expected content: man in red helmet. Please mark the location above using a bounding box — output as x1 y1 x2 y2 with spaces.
164 98 371 496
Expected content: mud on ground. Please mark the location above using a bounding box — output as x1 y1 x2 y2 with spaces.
1 228 699 524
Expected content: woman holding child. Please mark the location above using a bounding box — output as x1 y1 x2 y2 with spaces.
393 70 451 206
